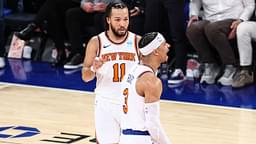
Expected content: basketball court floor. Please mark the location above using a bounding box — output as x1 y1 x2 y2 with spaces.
0 58 256 144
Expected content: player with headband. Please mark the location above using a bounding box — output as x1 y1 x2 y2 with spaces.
120 32 171 144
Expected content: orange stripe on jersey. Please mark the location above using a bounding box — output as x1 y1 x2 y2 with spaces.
134 35 140 61
97 35 101 57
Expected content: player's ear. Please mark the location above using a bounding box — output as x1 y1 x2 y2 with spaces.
153 47 160 56
106 17 111 25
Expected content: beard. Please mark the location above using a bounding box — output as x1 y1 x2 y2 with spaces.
110 24 127 37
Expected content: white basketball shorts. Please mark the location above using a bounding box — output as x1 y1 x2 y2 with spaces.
94 99 123 143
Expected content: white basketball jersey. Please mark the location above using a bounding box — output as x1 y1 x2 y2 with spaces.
95 31 140 104
121 64 154 131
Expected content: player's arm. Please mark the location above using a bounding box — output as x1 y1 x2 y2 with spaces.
136 73 171 144
82 36 99 82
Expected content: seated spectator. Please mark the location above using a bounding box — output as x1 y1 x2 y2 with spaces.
15 0 79 66
232 19 256 88
186 0 255 86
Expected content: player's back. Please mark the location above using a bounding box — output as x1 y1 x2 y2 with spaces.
120 64 155 144
121 64 154 131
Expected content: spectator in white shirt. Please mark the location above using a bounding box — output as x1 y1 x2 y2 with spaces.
186 0 255 86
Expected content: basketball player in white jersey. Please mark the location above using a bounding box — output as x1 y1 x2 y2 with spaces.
82 2 140 143
120 32 171 144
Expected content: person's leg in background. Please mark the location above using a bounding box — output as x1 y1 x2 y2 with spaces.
16 0 78 40
144 0 171 80
64 7 95 69
204 19 237 86
15 0 58 40
93 12 105 34
164 0 188 85
46 8 67 66
47 0 79 66
232 21 256 88
15 0 79 66
0 0 5 68
0 19 5 69
205 19 236 66
144 0 161 33
129 14 144 36
186 21 216 64
186 20 221 84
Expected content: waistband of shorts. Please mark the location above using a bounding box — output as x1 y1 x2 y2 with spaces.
122 129 150 136
95 95 122 104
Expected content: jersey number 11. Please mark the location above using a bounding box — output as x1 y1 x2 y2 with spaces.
113 63 126 82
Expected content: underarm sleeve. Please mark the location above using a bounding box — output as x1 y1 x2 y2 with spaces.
144 102 171 144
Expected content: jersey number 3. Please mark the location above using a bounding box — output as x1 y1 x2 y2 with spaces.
113 63 126 82
123 88 129 114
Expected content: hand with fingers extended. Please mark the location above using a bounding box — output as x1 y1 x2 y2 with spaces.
187 15 199 28
81 2 94 13
129 7 141 17
93 2 107 12
228 19 243 40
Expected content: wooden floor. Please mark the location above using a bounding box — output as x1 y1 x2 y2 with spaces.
0 83 255 144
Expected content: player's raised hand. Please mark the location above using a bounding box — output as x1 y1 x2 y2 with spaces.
91 57 105 72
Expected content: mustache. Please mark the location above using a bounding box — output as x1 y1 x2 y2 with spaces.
118 27 126 30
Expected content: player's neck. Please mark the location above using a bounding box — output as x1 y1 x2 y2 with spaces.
141 60 160 73
106 30 128 44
